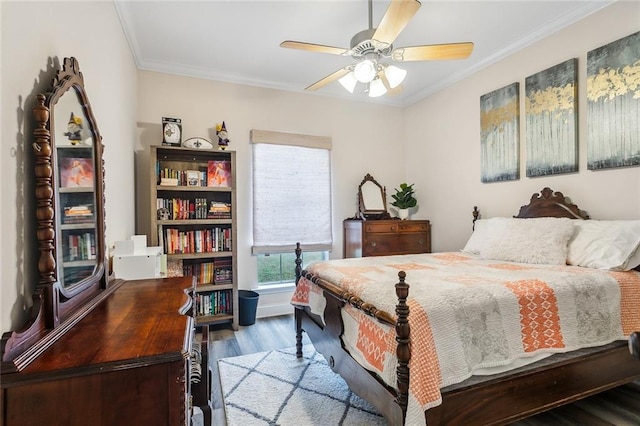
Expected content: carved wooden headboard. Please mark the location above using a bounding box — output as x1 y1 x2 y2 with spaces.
515 187 589 219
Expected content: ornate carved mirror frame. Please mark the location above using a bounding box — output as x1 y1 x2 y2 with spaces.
358 173 391 220
1 58 111 372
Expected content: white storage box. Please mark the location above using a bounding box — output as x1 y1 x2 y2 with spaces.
112 236 166 280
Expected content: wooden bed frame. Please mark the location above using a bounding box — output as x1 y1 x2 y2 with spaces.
294 187 640 425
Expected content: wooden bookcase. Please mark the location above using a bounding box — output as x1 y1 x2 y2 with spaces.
150 145 238 329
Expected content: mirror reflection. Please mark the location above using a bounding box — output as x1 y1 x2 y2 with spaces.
54 90 99 288
361 181 385 211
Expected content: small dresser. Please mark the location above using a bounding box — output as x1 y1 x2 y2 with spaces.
343 219 431 258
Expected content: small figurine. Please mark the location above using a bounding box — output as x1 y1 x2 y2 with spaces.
64 112 83 145
216 121 230 150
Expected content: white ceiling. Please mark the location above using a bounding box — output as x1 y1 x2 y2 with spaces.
114 0 613 107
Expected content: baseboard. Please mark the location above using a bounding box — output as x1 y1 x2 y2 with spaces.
256 303 294 318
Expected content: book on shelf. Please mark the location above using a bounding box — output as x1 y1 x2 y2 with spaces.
59 157 94 188
208 201 231 219
195 289 233 316
207 160 232 187
160 177 179 186
157 197 209 219
63 204 94 224
67 232 95 261
163 227 232 254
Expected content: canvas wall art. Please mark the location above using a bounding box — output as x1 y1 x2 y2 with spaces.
480 82 520 183
587 31 640 170
525 59 578 177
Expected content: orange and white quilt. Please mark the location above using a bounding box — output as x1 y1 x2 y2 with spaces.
290 252 640 426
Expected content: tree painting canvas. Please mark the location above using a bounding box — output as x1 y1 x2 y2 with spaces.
525 59 578 177
480 82 520 183
587 31 640 170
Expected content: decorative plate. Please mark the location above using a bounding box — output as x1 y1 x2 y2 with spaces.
182 137 213 150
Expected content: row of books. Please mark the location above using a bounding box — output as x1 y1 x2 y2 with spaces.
195 289 233 317
63 204 94 224
157 160 231 188
157 198 208 220
157 198 231 220
162 227 232 254
66 232 96 261
166 259 233 285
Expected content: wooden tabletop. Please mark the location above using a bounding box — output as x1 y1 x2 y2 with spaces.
9 276 194 381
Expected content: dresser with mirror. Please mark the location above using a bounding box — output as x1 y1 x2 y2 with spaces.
0 58 201 425
344 173 431 258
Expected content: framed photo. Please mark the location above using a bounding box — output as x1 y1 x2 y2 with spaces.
59 157 94 188
207 160 232 187
186 170 200 186
162 117 182 146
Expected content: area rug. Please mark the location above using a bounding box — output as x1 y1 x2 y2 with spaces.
218 345 386 425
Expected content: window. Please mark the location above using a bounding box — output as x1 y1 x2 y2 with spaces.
251 129 332 254
251 129 332 286
257 251 327 286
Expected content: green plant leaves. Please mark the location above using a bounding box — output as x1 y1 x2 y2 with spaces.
391 183 417 209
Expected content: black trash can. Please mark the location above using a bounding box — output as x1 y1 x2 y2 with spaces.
238 290 259 326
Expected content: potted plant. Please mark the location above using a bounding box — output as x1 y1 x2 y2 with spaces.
391 183 417 219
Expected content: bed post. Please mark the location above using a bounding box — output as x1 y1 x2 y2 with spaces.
630 332 640 360
295 242 303 358
395 270 410 421
472 206 480 230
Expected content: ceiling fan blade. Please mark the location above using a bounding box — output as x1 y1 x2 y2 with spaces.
280 40 347 56
392 42 474 62
372 0 421 46
306 68 351 91
378 70 403 96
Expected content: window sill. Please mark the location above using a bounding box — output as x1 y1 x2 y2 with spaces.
255 282 295 295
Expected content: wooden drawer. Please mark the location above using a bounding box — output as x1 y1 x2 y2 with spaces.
364 232 429 256
396 221 430 233
344 219 431 258
364 222 399 233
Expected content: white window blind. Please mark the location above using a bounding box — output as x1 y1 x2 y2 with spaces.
251 129 332 255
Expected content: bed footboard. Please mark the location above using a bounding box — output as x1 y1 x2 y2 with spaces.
294 242 410 425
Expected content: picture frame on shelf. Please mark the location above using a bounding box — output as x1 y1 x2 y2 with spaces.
59 157 94 188
186 170 200 186
207 160 232 187
162 117 182 146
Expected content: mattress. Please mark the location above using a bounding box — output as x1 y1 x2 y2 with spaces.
291 252 640 425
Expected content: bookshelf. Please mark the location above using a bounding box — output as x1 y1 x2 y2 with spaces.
56 145 99 286
150 145 238 329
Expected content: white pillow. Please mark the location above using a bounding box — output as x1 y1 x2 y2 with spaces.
462 217 509 255
480 218 575 265
567 220 640 271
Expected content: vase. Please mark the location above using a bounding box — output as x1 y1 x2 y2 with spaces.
398 208 410 220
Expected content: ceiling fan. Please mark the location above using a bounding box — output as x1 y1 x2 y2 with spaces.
280 0 474 97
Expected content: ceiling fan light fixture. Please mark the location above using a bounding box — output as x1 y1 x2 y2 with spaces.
368 78 387 98
338 71 358 93
384 65 407 88
354 59 377 83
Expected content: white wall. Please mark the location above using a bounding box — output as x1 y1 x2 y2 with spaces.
0 1 137 333
135 71 406 298
405 1 640 252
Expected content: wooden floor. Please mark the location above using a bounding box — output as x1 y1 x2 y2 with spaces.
207 314 640 426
